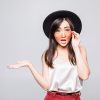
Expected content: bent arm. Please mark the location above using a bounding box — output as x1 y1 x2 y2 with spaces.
28 53 50 91
74 45 90 80
28 64 49 91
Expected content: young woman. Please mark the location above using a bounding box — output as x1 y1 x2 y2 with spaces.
8 10 90 100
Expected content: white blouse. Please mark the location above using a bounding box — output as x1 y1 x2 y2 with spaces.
48 57 83 93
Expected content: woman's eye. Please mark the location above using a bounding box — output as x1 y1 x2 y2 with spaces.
65 29 71 31
56 29 60 32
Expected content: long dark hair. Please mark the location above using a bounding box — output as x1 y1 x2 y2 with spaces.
43 17 76 68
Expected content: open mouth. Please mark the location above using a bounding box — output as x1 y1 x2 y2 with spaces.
61 39 66 41
60 39 67 44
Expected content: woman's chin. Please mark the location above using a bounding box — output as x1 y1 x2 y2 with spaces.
59 43 68 47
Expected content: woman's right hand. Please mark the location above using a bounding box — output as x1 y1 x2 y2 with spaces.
7 60 33 69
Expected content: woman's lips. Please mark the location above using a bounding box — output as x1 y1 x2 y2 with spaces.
60 39 67 44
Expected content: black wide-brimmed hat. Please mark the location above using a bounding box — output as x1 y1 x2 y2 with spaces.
43 10 82 38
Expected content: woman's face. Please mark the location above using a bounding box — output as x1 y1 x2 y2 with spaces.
54 20 72 47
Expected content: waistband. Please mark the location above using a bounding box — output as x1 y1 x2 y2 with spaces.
47 91 81 96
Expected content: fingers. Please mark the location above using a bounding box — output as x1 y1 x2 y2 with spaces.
71 32 77 39
71 31 79 39
7 64 19 69
72 33 74 39
72 31 80 36
7 64 12 68
7 60 31 69
7 61 23 69
7 61 28 69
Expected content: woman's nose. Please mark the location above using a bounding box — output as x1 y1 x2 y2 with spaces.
61 32 66 37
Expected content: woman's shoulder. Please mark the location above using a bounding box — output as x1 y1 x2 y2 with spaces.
41 50 46 61
41 51 49 68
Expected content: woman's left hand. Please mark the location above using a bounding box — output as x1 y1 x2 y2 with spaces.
71 31 80 49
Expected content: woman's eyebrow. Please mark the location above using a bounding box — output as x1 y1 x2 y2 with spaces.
59 26 70 29
64 26 70 28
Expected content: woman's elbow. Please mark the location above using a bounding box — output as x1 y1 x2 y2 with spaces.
80 71 90 80
82 75 89 80
42 83 50 91
43 86 49 91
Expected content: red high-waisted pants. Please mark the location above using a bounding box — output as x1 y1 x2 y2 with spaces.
44 91 81 100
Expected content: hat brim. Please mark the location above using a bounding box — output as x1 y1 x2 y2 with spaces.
43 10 82 38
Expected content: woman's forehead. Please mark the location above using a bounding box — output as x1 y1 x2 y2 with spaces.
59 20 70 28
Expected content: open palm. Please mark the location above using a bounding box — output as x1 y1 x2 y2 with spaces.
8 60 32 69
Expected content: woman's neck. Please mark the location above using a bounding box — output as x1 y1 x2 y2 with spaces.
57 45 68 52
56 45 69 57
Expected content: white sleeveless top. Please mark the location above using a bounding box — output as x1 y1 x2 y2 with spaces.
48 57 83 93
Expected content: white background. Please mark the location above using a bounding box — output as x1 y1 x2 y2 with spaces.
0 0 100 100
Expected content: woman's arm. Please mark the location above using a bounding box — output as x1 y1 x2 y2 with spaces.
8 54 50 91
28 62 49 91
74 45 90 80
28 53 50 90
71 31 90 80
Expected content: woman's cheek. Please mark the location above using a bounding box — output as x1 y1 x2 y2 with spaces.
55 37 60 43
67 34 72 39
